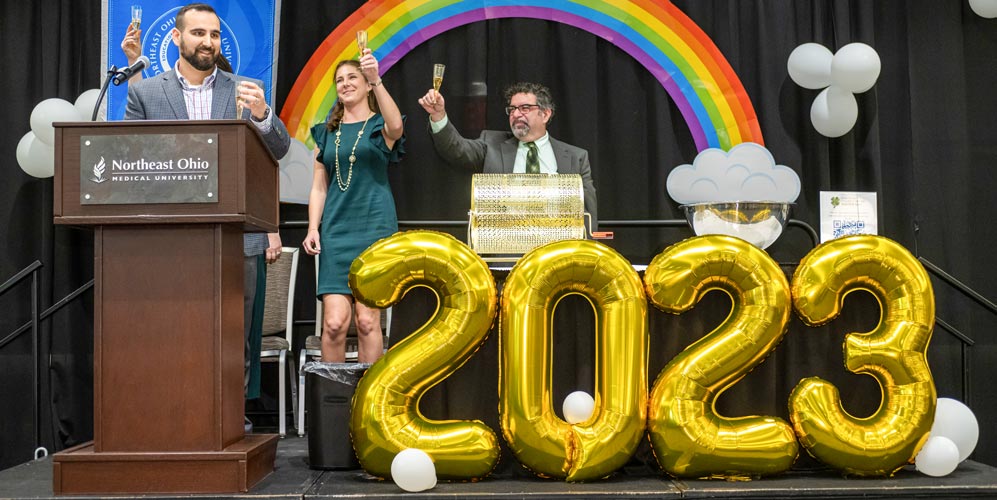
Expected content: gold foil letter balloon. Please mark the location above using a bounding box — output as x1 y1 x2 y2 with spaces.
789 235 935 476
500 240 648 481
644 235 798 478
348 231 500 480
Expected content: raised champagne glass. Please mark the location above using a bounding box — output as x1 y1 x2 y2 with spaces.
131 5 142 30
433 63 446 92
356 30 368 54
235 79 247 119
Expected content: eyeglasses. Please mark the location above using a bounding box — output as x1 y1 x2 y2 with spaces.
505 103 542 115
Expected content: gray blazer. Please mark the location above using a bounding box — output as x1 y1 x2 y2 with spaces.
124 69 291 255
430 120 598 226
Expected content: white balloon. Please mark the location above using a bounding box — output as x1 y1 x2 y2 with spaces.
931 398 979 462
390 449 436 492
915 436 960 477
810 86 858 138
969 0 997 18
562 391 595 424
787 43 834 90
74 89 102 121
30 98 82 145
16 131 55 178
831 43 881 93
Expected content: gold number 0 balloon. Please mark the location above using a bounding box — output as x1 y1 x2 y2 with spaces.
644 235 798 478
348 231 500 479
500 240 648 481
789 235 935 476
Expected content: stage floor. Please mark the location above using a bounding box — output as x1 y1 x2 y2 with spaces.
3 435 997 499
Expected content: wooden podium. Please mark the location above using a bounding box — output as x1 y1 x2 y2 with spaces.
50 121 280 494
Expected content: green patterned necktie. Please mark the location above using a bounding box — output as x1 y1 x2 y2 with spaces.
526 141 540 174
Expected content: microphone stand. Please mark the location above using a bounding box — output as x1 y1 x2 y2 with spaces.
91 65 120 121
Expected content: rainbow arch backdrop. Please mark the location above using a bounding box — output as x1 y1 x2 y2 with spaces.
281 0 764 152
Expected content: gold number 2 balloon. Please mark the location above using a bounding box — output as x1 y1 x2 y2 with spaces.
644 235 798 478
348 231 500 479
500 240 648 481
789 235 935 476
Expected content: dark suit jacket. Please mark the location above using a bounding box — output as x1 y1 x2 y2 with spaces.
430 120 598 226
124 69 291 255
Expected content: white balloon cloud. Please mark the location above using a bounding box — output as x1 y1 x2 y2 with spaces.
915 436 960 477
666 142 801 204
969 0 997 18
30 98 82 145
787 43 834 90
562 391 595 424
390 449 437 492
810 86 858 138
788 41 880 137
74 89 103 121
16 131 55 178
931 398 979 463
831 43 882 93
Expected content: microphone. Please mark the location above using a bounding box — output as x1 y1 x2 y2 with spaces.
112 56 150 86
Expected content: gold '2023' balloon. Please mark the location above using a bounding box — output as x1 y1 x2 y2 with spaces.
348 231 500 480
789 235 935 477
644 235 798 478
500 239 648 481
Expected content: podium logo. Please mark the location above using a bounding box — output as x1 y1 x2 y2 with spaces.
92 157 107 184
144 7 241 76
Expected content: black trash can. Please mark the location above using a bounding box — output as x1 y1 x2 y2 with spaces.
305 362 369 470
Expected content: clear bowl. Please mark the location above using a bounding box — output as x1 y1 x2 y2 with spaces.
681 202 792 250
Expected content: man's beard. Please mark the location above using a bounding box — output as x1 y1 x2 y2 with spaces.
181 39 216 71
511 121 530 139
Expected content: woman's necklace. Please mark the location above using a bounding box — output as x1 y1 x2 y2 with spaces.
333 112 373 192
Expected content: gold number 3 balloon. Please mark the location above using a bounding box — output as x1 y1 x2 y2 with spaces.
644 235 798 478
500 240 648 481
789 235 935 476
348 231 500 479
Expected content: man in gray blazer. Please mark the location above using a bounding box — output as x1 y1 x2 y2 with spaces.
418 82 598 226
123 3 290 414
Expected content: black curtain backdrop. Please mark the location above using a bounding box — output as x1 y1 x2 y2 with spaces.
2 0 995 472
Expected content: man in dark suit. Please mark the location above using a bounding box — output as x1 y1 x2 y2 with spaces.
418 82 598 225
123 3 291 417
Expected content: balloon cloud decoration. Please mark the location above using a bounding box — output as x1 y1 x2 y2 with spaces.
913 397 978 477
929 398 979 463
915 436 960 477
969 0 997 18
787 43 833 90
666 142 801 249
811 86 859 138
73 89 103 122
19 90 101 178
16 132 56 179
788 42 881 137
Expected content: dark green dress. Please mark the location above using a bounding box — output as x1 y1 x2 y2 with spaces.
311 114 404 296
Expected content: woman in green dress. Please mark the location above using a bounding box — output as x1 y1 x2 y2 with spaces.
302 49 404 362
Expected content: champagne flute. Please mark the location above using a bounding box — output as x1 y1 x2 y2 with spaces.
131 5 142 30
235 79 247 119
433 63 446 92
356 30 368 54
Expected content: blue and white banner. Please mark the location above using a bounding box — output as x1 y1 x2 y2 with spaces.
102 0 281 121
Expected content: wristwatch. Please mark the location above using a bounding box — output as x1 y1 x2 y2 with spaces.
252 106 271 122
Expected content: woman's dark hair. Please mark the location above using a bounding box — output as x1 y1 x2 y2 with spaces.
216 54 232 72
326 59 380 130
